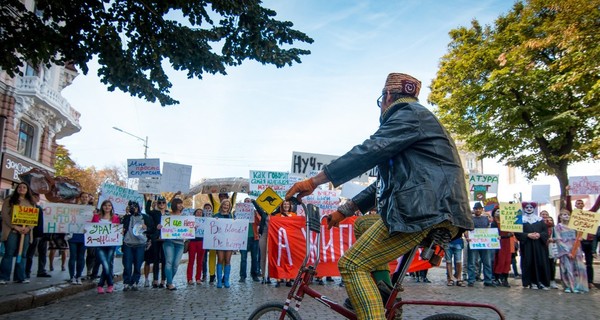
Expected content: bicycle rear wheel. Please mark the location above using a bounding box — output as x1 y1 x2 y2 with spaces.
422 313 476 320
248 302 302 320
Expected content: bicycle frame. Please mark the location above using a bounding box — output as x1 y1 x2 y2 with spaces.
272 199 506 320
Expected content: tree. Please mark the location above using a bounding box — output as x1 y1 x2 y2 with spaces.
428 0 600 207
1 0 313 106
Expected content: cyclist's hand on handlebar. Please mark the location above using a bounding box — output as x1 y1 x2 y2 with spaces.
327 211 346 229
285 178 317 200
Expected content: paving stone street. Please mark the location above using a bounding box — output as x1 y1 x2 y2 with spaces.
1 253 598 320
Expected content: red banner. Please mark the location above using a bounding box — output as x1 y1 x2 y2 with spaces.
267 216 441 279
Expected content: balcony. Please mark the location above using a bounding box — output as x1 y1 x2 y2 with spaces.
15 75 81 138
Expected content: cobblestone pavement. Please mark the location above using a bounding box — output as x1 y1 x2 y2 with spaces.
1 255 599 320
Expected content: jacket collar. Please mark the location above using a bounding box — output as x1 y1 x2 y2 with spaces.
380 97 418 123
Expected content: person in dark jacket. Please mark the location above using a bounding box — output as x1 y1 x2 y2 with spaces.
121 201 154 291
286 72 473 320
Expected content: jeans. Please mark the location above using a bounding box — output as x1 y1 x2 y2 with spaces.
122 244 145 286
26 236 48 277
68 241 86 279
96 246 116 286
468 248 493 284
240 238 260 279
0 232 30 281
163 240 184 286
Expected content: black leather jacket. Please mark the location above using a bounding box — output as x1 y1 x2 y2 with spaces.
324 101 473 234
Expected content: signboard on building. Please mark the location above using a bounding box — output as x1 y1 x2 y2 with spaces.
1 153 44 183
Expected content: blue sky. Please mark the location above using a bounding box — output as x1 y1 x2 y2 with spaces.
59 0 517 185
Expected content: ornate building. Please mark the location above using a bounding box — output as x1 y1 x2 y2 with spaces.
0 0 81 196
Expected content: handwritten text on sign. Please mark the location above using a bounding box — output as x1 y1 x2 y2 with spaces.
42 203 95 234
468 228 500 249
161 216 195 239
97 183 144 214
469 174 499 193
567 209 600 235
568 176 600 195
249 170 291 198
234 202 254 221
127 158 161 178
202 218 248 250
12 205 39 226
499 202 523 233
303 190 340 216
195 217 206 238
84 223 123 246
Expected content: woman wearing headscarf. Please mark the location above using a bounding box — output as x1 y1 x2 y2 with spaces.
515 202 551 289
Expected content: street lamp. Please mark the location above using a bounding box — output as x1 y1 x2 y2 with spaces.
112 127 148 158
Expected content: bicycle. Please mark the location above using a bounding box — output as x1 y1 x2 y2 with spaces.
248 198 506 320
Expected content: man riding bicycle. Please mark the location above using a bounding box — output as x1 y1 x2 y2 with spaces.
286 72 474 320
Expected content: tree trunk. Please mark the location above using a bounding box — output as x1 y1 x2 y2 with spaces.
555 163 569 210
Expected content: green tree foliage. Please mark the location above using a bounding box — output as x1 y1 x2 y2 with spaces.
1 0 313 106
429 0 600 204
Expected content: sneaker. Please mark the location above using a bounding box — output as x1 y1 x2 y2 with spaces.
484 282 497 288
239 277 246 283
0 280 6 285
565 288 573 293
97 286 105 294
70 278 77 285
159 282 165 288
17 279 30 284
549 281 559 289
422 278 432 283
75 278 82 285
209 275 215 283
37 273 52 278
252 276 260 282
538 284 549 291
123 284 131 292
530 285 538 290
188 280 195 285
144 279 150 287
326 276 334 282
106 285 114 293
467 282 474 287
131 284 139 291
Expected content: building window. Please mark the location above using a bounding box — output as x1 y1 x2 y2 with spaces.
17 120 35 157
25 63 39 77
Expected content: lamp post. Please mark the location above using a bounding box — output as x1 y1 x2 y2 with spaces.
112 127 148 158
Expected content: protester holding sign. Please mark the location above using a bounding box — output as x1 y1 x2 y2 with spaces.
490 208 512 287
0 182 35 284
121 201 153 291
91 200 121 294
145 195 168 288
214 198 234 289
555 210 589 293
272 200 297 288
187 209 205 285
160 198 186 291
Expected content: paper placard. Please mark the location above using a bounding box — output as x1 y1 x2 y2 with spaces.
160 162 192 192
234 203 254 221
195 217 206 238
12 205 39 226
468 228 500 249
202 218 248 250
97 183 144 214
160 216 195 239
568 176 600 195
469 174 499 194
567 209 600 235
137 177 162 194
84 222 123 246
498 202 523 233
249 170 291 198
41 203 95 234
127 158 161 178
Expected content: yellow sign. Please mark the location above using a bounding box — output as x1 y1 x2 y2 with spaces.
256 187 283 214
12 205 39 226
568 209 600 235
498 202 523 233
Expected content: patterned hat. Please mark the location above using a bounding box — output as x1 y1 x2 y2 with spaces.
382 73 421 98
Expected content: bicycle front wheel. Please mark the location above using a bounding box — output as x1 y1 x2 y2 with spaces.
422 313 476 320
248 302 302 320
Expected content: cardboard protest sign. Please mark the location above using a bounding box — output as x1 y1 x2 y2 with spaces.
568 176 600 195
194 217 206 238
341 182 368 199
84 222 123 247
127 158 161 178
303 189 340 216
41 203 95 234
468 228 500 249
291 151 371 182
567 209 600 235
160 216 195 239
498 202 523 233
189 177 249 195
97 183 144 214
137 177 161 194
202 218 249 250
531 185 551 204
234 202 254 221
469 174 499 194
160 162 192 192
11 205 39 226
249 170 291 198
484 197 499 212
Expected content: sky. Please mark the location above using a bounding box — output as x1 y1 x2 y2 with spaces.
59 0 520 187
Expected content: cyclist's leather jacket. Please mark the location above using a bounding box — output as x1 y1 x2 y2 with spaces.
323 101 474 234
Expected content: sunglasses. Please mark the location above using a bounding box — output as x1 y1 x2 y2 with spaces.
157 201 166 204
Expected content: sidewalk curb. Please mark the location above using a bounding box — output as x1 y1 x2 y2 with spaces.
0 273 123 314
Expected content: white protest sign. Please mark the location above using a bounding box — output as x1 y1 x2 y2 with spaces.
303 189 341 216
341 182 368 199
531 185 551 204
195 217 206 238
160 162 192 192
234 203 254 221
468 228 500 249
127 158 161 178
469 174 499 194
182 208 195 216
41 203 95 234
291 151 371 182
137 177 161 194
202 218 248 250
84 222 123 247
160 216 195 239
568 176 600 195
97 183 144 214
249 170 290 198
